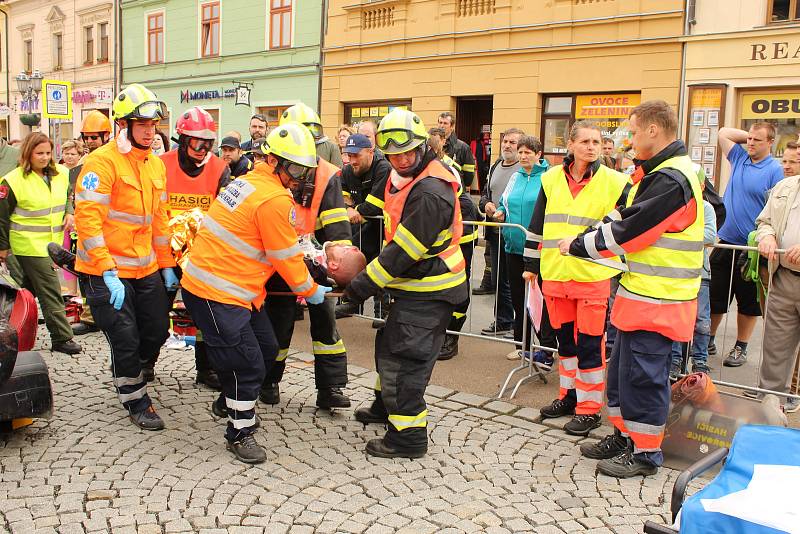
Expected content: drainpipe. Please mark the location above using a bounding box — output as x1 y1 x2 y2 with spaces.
677 0 696 137
114 0 121 93
316 0 327 118
1 4 9 112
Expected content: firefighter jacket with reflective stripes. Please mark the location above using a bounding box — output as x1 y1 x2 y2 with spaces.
342 155 392 218
346 153 468 305
529 161 629 283
444 132 476 190
569 142 704 341
161 150 229 217
294 158 352 244
180 163 318 309
0 165 69 257
74 141 175 278
441 154 481 245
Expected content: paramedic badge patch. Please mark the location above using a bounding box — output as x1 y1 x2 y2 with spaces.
81 172 100 191
289 207 297 227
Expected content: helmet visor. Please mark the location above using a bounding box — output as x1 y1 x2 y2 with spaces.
284 161 314 182
376 129 420 153
304 122 323 139
130 101 168 120
188 137 214 152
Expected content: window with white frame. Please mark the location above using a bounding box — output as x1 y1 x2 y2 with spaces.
269 0 292 49
147 12 165 64
201 2 220 57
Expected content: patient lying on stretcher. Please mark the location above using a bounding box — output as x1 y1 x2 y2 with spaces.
297 234 366 288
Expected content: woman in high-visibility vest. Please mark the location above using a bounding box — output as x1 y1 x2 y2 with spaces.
0 132 81 355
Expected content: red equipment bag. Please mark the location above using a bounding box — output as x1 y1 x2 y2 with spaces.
0 269 38 383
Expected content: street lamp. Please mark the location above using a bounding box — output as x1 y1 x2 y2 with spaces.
15 70 44 127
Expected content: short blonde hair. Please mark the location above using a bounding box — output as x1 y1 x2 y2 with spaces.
61 139 85 154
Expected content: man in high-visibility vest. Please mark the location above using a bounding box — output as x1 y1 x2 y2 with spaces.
564 100 703 478
74 84 177 431
345 109 468 458
180 122 331 464
156 105 231 389
522 121 630 437
259 112 352 408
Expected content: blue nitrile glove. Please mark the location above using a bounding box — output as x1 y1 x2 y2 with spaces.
102 270 125 310
162 267 179 291
306 285 332 305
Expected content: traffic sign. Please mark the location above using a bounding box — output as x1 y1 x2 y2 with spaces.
42 79 73 120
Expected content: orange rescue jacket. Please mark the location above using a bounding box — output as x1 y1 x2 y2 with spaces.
160 150 228 216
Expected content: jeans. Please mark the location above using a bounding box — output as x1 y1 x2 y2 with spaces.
671 279 711 369
485 226 514 329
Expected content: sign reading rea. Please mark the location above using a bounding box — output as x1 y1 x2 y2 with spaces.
741 93 800 119
750 42 800 61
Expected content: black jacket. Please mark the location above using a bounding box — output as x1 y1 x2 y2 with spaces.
444 132 476 190
228 156 253 178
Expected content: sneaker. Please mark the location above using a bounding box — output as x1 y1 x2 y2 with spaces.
707 341 717 356
472 285 493 296
71 323 99 336
226 434 267 464
259 383 280 405
316 388 351 409
784 397 800 413
129 405 165 431
365 438 426 459
692 362 711 375
580 432 630 459
531 351 555 371
480 322 512 336
723 346 747 367
596 450 658 478
669 362 681 382
51 339 81 355
563 413 601 436
540 397 576 419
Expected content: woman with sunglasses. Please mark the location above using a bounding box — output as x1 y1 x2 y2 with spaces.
153 106 231 390
0 132 82 355
73 83 177 432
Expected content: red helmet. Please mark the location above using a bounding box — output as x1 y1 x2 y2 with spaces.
176 107 217 140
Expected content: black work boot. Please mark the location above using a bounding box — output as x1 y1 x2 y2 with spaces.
365 438 427 459
47 242 78 276
71 322 99 336
196 369 222 390
317 388 351 409
129 405 165 431
142 366 155 383
580 429 630 459
226 434 267 464
539 397 576 419
259 383 280 405
596 450 658 478
437 334 459 361
355 396 389 425
563 413 602 436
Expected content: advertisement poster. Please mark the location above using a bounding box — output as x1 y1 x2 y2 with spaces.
692 110 705 126
692 146 703 161
704 146 716 162
698 128 711 144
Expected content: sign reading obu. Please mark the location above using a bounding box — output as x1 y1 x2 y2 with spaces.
741 93 800 119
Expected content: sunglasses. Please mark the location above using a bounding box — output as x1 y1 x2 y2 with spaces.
82 134 103 141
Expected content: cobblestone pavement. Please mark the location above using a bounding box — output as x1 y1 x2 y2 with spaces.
0 331 684 534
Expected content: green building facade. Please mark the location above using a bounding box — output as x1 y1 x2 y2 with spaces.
121 0 322 140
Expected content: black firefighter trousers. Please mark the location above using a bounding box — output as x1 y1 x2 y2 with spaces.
264 273 347 390
372 297 454 450
182 289 278 442
81 271 169 414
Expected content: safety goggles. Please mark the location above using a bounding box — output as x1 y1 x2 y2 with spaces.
304 122 323 139
376 129 422 152
187 137 214 152
283 160 314 182
130 101 168 120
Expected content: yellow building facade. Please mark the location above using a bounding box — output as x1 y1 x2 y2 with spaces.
321 0 686 167
682 0 800 188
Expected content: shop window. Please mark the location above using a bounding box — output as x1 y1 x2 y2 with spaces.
147 12 165 64
740 90 800 156
344 100 411 126
52 33 63 70
99 23 109 63
685 85 726 186
23 39 33 73
201 2 220 57
256 105 290 129
768 0 800 22
84 26 94 65
270 0 292 49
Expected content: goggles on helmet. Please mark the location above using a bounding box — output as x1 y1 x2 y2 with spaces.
187 137 214 152
128 101 168 120
304 122 323 139
376 129 422 152
282 160 314 182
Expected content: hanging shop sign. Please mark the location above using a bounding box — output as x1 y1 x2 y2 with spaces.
574 93 641 128
180 88 237 104
741 93 800 119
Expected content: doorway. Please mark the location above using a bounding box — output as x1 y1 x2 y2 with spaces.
456 96 493 192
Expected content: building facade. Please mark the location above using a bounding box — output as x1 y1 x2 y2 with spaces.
2 0 116 145
683 0 800 188
121 0 322 142
321 0 686 168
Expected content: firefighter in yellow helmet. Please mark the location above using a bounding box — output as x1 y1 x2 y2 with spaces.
181 122 330 464
345 109 467 458
73 83 177 431
280 103 343 167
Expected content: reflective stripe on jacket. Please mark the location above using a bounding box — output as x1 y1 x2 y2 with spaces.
74 141 174 278
3 165 69 257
